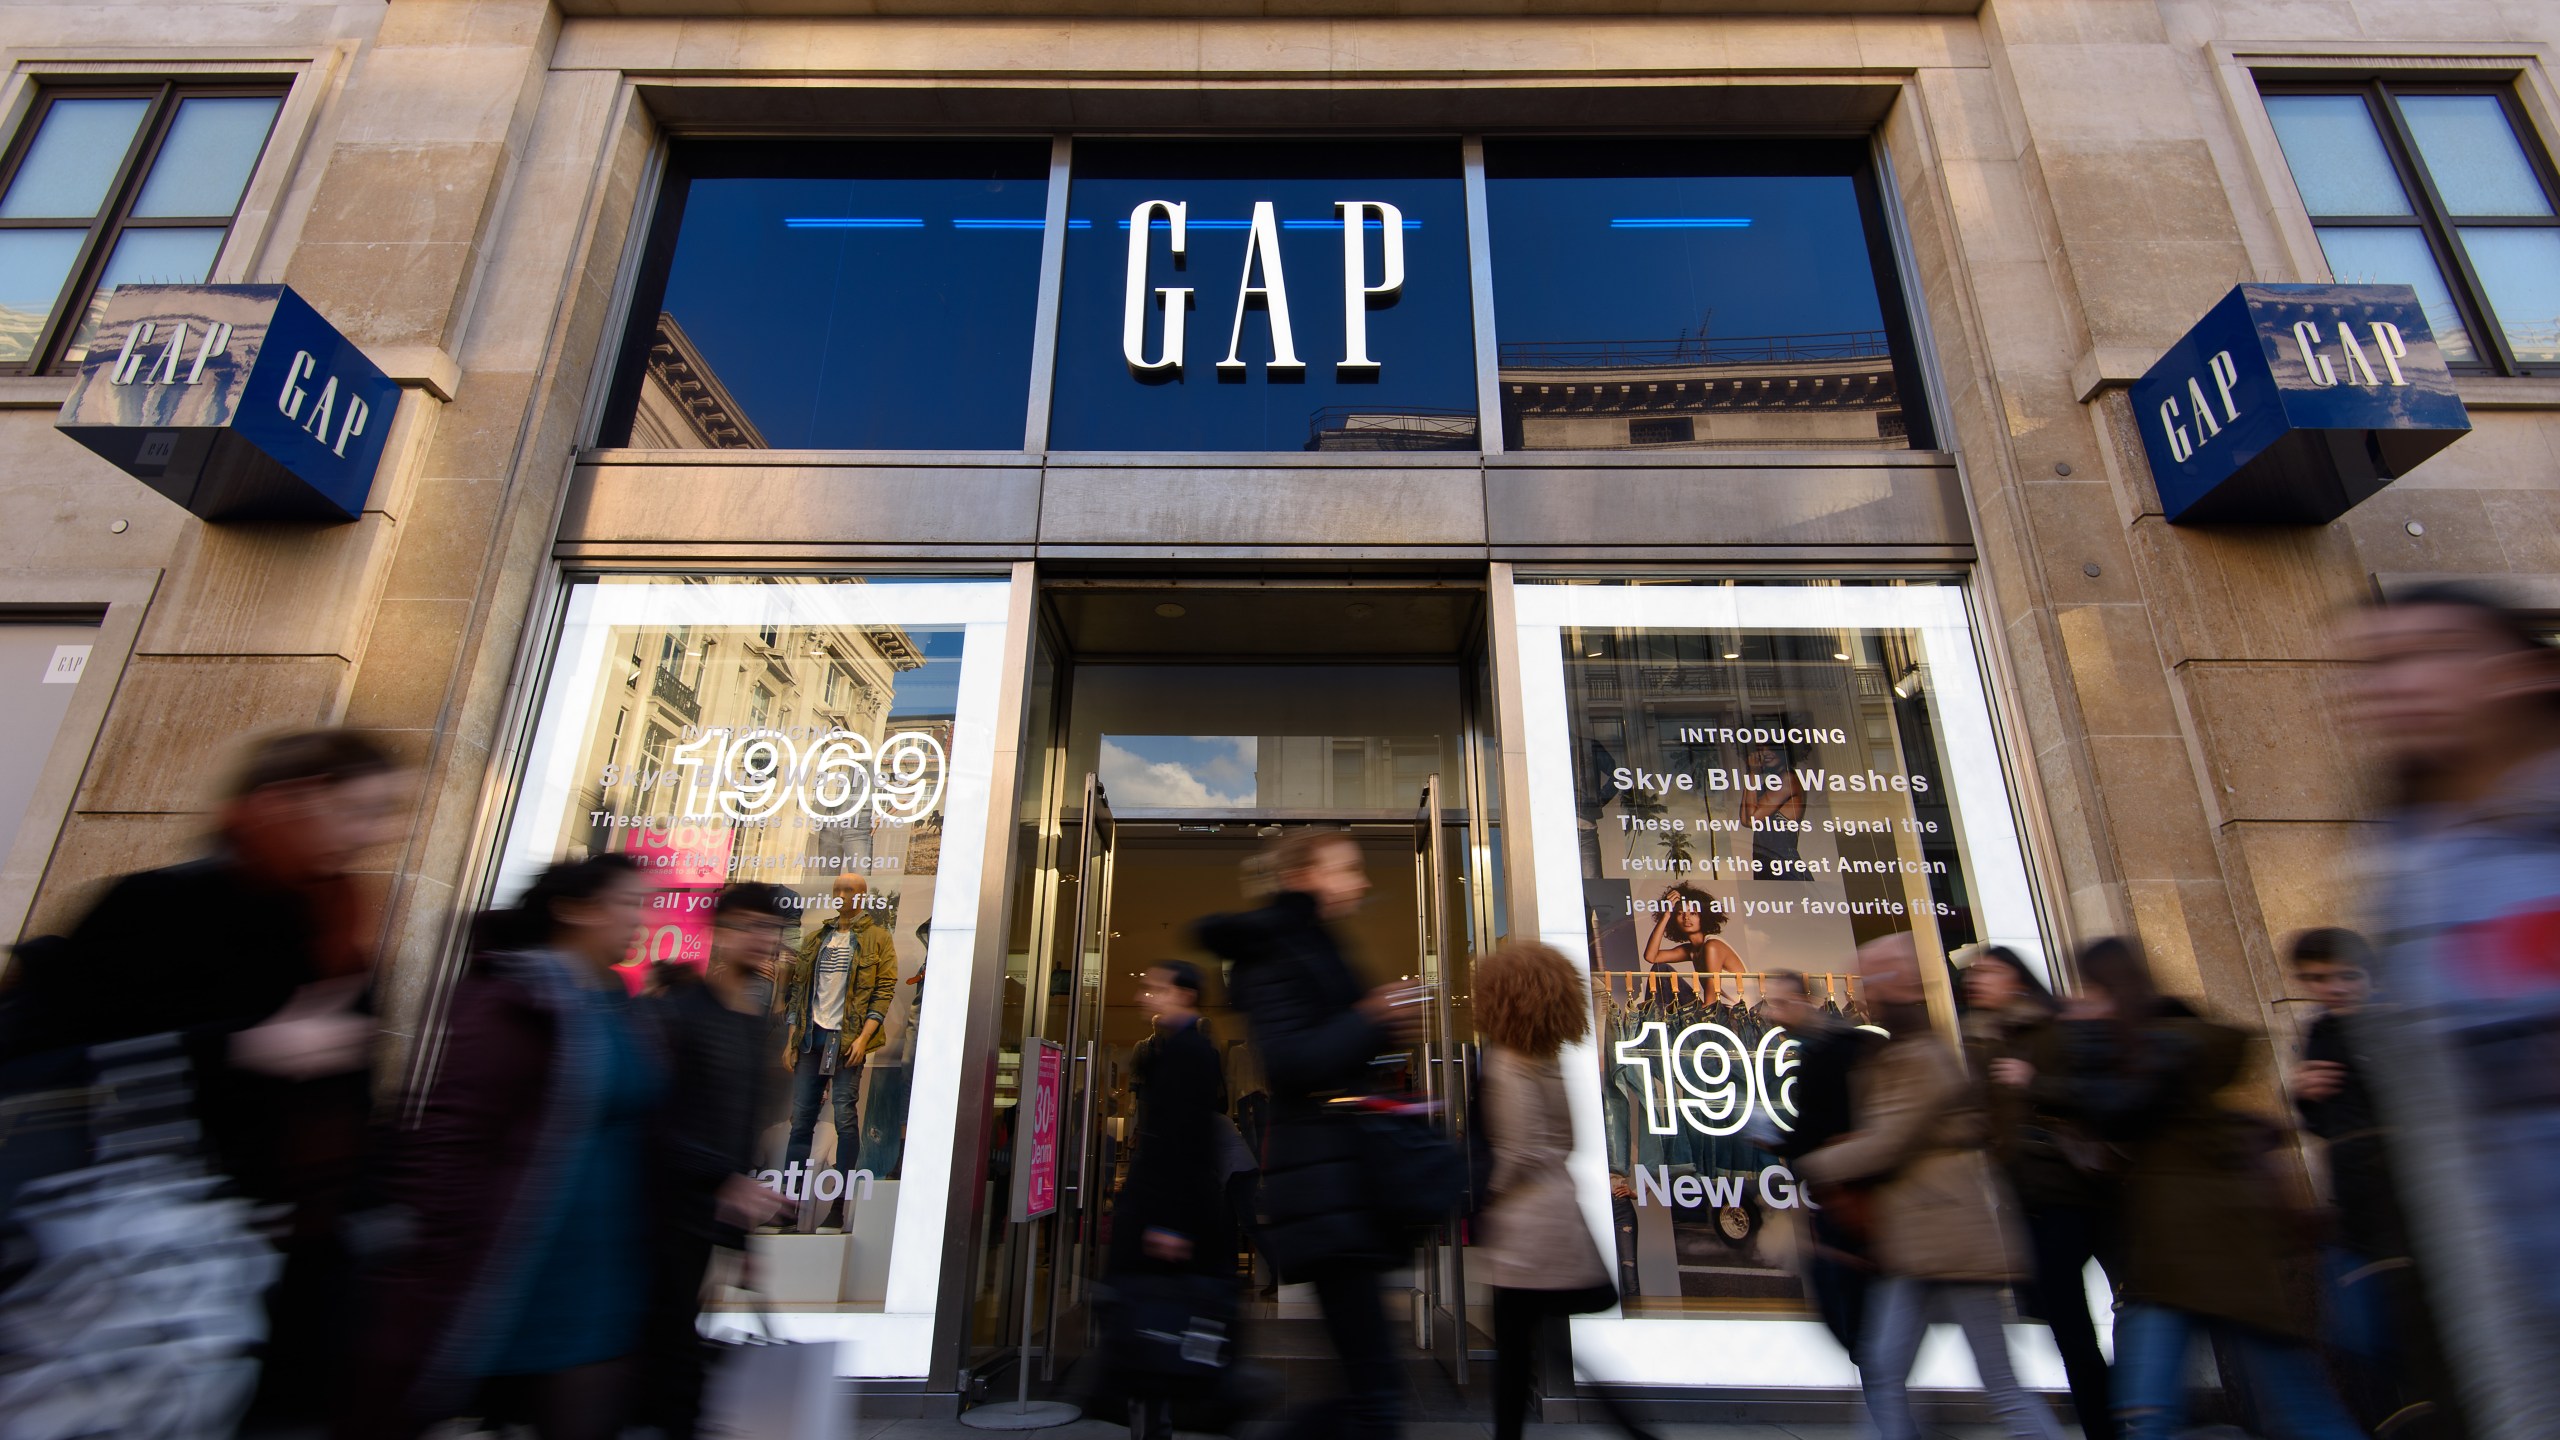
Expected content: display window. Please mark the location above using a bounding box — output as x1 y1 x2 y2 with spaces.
1510 578 2061 1390
490 574 1016 1374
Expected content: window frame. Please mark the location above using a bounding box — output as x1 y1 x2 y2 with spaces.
0 79 288 377
2261 79 2560 378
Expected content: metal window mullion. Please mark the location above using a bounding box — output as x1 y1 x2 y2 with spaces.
1021 135 1073 454
2376 81 2521 376
37 80 176 374
1461 136 1501 456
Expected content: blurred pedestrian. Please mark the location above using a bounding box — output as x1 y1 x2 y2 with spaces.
2344 582 2560 1439
640 882 793 1440
2049 938 2360 1440
1471 941 1656 1440
0 728 406 1431
1797 934 2060 1440
776 875 898 1233
1962 945 2117 1440
1102 960 1232 1440
1760 967 1878 1355
1198 829 1421 1440
342 854 664 1440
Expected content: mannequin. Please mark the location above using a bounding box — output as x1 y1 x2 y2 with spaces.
776 874 899 1232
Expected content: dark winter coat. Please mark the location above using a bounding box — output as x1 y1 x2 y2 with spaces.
2044 1003 2316 1339
1107 1016 1229 1277
343 950 657 1436
2296 1009 2407 1261
645 980 774 1249
4 855 363 1208
1965 1004 2110 1213
1196 890 1395 1274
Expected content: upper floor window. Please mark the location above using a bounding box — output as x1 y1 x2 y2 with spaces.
1484 139 1931 452
0 84 284 373
601 141 1052 451
2263 85 2560 375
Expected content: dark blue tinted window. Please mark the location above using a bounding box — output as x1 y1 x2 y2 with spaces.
1049 141 1476 453
605 142 1050 450
1485 141 1929 452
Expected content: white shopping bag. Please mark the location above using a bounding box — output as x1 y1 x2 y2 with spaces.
699 1334 849 1440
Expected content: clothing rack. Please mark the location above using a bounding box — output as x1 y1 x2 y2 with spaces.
1594 969 1861 1006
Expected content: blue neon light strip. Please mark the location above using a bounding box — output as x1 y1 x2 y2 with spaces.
950 218 1093 230
1110 217 1422 231
1609 217 1752 229
784 217 925 229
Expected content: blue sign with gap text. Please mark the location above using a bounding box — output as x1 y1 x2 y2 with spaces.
2131 283 2469 525
55 284 398 523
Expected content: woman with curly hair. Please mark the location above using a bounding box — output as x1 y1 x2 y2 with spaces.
1471 941 1657 1440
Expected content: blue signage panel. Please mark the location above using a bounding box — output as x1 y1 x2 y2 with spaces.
55 285 399 523
2132 283 2469 525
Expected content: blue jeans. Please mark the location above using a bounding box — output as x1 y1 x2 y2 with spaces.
2112 1303 2363 1440
1859 1277 2064 1440
785 1032 861 1170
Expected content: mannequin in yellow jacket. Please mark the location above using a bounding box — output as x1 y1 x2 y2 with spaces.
777 874 899 1229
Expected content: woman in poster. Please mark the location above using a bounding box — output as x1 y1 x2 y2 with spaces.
1641 882 1744 1001
1740 741 1811 881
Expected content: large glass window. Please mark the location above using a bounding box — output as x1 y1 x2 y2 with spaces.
0 84 283 372
1046 141 1478 452
2263 85 2560 373
493 574 1012 1364
1512 579 2048 1386
1484 141 1930 452
602 143 1053 450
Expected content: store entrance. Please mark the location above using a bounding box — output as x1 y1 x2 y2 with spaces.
980 577 1500 1405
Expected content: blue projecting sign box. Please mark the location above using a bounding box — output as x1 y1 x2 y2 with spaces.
56 284 398 523
2132 283 2469 525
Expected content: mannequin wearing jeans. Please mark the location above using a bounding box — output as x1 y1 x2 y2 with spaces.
775 877 897 1228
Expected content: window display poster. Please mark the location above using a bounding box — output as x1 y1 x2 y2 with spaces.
1557 620 1983 1312
496 576 993 1319
1018 1039 1064 1221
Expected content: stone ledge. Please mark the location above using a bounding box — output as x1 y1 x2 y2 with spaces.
0 377 75 411
367 345 463 403
2070 346 2162 403
2454 375 2560 411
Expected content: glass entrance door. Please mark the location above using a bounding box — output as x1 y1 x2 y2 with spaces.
1039 773 1116 1378
1411 774 1469 1386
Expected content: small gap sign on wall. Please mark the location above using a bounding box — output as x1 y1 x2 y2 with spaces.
44 646 90 684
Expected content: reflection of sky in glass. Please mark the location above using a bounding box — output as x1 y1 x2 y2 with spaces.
1486 170 1889 347
888 627 968 719
645 147 1049 449
1100 735 1259 808
1050 142 1476 452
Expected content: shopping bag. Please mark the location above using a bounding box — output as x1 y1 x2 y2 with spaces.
1096 1271 1237 1393
698 1331 848 1440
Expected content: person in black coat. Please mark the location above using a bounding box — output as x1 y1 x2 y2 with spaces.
1761 969 1878 1355
1105 960 1231 1440
1196 829 1419 1440
640 882 794 1440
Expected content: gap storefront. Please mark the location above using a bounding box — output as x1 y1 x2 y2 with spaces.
492 123 2063 1413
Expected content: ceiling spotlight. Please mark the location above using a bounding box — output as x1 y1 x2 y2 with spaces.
1832 650 1851 661
1722 649 1741 660
1154 603 1186 619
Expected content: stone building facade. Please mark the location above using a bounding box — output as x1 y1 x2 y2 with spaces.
1 0 2554 1410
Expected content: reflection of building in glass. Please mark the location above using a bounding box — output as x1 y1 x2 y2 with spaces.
1500 332 1904 451
628 312 765 449
565 584 925 881
1304 406 1479 452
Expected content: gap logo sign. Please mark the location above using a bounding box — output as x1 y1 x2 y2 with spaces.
56 285 398 523
2132 283 2469 525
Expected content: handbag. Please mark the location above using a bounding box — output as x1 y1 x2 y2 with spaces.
1097 1271 1239 1393
1347 1095 1466 1234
